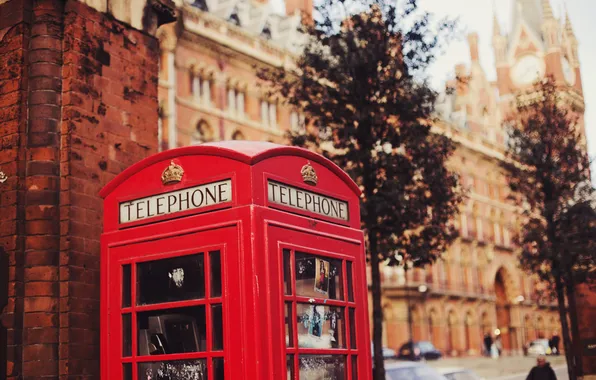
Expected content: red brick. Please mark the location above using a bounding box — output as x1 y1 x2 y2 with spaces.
0 90 20 107
21 359 59 377
28 132 59 147
27 146 59 161
24 296 58 313
24 281 59 297
29 104 60 119
24 266 58 282
29 35 62 51
23 327 59 344
24 250 59 266
26 220 59 235
26 160 58 176
29 76 61 91
23 312 59 328
29 90 60 105
25 235 59 251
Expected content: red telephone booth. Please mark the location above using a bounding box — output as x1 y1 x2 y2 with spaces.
100 141 372 380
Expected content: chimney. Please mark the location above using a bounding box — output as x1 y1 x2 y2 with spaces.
286 0 313 22
468 32 479 62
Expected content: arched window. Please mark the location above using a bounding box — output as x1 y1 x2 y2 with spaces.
261 22 272 40
228 7 241 26
190 68 212 106
192 120 214 145
261 99 278 128
232 130 245 141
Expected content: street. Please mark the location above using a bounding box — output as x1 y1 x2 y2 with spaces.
426 356 568 379
493 365 568 380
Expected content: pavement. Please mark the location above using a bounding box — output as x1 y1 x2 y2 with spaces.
425 355 568 379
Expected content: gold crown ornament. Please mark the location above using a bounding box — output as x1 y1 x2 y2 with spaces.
301 162 318 186
161 161 184 185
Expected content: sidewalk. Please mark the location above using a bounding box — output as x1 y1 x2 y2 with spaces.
426 355 567 379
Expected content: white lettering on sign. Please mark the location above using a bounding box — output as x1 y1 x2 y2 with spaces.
119 179 232 224
267 180 349 221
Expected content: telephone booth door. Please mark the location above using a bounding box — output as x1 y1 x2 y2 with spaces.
266 222 368 380
104 223 239 380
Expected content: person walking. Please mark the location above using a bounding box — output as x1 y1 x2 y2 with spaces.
551 331 560 355
495 335 503 356
526 355 557 380
483 333 493 357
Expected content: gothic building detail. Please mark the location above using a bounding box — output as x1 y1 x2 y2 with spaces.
156 0 582 356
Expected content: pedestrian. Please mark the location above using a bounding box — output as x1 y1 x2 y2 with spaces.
491 342 499 359
483 333 493 357
551 331 560 355
495 335 503 356
526 355 557 380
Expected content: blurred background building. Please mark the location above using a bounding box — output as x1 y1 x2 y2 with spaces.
156 0 584 356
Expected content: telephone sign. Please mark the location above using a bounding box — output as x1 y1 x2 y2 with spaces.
100 141 372 380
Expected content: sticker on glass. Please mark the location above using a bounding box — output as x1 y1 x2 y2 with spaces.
298 305 338 349
314 258 330 297
169 268 185 288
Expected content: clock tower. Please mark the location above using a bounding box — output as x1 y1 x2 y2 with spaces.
492 0 585 138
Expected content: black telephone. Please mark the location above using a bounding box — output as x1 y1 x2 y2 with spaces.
138 313 202 356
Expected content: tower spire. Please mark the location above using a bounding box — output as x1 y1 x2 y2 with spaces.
541 0 554 20
492 0 501 36
564 3 575 37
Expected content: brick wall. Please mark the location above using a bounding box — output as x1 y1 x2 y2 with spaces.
0 0 162 378
577 285 596 377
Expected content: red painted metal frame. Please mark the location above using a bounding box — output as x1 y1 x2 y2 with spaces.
100 142 372 380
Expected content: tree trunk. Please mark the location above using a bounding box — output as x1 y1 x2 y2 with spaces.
566 279 584 378
370 232 385 380
555 276 575 380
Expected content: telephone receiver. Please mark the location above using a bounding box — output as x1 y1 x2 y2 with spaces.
149 333 168 355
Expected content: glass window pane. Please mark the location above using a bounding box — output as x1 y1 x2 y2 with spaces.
210 250 222 298
299 355 345 380
351 356 358 380
123 363 132 380
287 355 295 380
285 302 293 347
296 303 345 349
137 254 205 305
137 305 206 356
349 308 357 349
213 357 224 380
346 261 354 302
212 303 224 351
123 314 132 357
138 359 207 380
283 249 292 295
122 264 131 307
295 252 343 300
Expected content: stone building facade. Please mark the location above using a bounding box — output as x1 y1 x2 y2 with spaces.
379 0 586 356
155 0 587 358
0 0 593 378
0 0 173 377
156 0 309 149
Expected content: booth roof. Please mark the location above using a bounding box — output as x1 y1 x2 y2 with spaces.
99 141 361 198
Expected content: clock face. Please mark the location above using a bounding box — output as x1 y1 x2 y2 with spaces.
561 57 576 86
511 55 544 86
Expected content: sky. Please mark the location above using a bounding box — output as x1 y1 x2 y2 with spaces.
418 0 596 168
270 0 596 169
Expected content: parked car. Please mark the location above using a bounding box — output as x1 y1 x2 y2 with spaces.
371 343 398 359
397 341 443 361
438 367 484 380
385 361 448 380
527 339 553 356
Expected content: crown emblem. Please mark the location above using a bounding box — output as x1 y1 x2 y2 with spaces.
161 161 184 185
301 162 318 186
